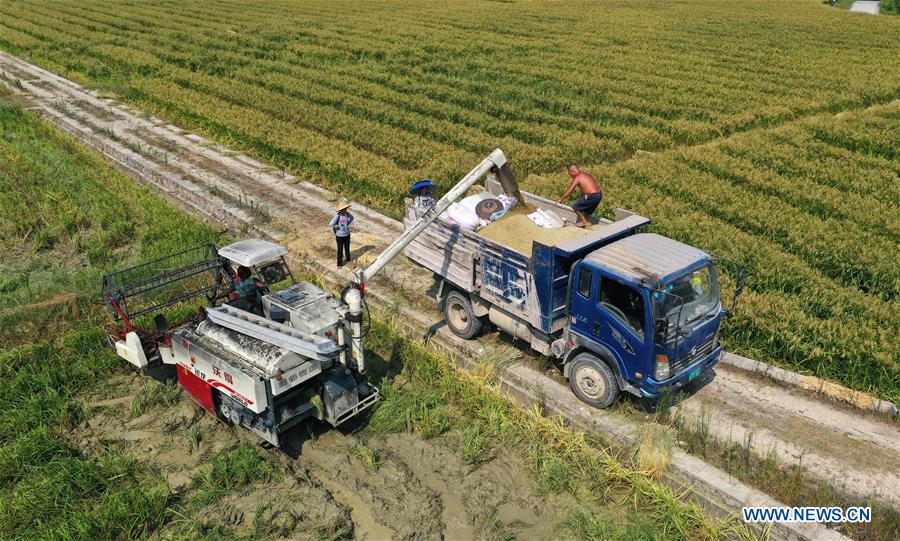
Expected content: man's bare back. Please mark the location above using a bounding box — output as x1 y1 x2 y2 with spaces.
571 172 599 196
557 165 603 227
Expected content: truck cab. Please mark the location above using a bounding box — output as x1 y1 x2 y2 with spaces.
563 233 725 407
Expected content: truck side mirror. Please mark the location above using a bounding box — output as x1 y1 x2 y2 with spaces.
654 318 669 343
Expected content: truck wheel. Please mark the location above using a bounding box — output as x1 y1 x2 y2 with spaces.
443 291 483 339
568 353 619 408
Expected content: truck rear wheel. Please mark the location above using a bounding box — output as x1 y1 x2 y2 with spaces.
568 353 619 408
443 291 483 339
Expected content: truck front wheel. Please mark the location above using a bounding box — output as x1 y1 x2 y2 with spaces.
568 353 620 408
443 291 483 339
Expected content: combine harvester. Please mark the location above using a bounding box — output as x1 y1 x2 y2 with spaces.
405 158 744 408
102 150 521 447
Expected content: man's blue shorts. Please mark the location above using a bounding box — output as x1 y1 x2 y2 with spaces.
572 191 602 215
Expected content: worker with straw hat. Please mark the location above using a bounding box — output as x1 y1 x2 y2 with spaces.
410 179 436 219
330 198 355 268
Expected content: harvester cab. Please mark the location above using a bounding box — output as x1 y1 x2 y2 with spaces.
216 239 293 313
103 148 517 447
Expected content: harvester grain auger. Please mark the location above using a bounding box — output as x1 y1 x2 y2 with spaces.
103 149 518 447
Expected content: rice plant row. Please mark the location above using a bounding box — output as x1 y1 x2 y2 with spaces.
0 0 897 399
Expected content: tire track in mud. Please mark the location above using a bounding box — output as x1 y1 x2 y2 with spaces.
74 374 570 540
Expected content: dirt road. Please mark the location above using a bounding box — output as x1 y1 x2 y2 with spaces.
2 51 896 515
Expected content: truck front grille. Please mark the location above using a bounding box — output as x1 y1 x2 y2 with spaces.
671 338 715 374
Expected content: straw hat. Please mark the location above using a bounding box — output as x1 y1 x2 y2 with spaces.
336 198 351 211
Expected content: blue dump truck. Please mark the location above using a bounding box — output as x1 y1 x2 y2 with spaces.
404 175 742 408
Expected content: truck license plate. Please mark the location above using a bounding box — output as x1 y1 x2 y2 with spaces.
688 368 701 381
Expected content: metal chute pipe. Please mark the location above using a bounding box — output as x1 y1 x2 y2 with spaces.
357 148 510 285
343 287 366 374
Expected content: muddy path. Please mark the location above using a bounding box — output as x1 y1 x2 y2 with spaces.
74 374 572 540
2 51 896 521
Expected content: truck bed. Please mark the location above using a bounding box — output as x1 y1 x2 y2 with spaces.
404 175 650 336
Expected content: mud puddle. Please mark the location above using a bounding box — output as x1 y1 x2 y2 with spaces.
312 468 397 540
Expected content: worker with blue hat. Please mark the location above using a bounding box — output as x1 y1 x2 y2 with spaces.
411 179 436 214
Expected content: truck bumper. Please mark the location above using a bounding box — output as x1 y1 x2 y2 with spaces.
640 345 723 398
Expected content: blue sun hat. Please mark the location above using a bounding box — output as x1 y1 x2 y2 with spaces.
410 179 436 193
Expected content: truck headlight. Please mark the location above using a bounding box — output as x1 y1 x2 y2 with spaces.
654 354 670 381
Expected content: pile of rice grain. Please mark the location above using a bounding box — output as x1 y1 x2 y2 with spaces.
478 206 598 255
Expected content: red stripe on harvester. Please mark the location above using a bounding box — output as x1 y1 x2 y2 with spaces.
207 379 254 406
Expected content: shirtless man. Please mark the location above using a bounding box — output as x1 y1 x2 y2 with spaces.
556 165 602 228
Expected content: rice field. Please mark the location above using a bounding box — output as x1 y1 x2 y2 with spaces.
0 97 751 540
0 0 897 400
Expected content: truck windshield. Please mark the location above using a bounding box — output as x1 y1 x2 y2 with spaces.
654 264 719 329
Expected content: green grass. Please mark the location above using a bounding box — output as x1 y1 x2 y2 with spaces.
188 444 276 508
527 444 575 495
882 0 900 14
0 434 172 540
367 379 452 438
349 444 380 473
458 420 491 466
476 509 517 541
0 97 217 313
0 333 174 540
0 98 218 539
130 379 182 418
560 507 667 541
